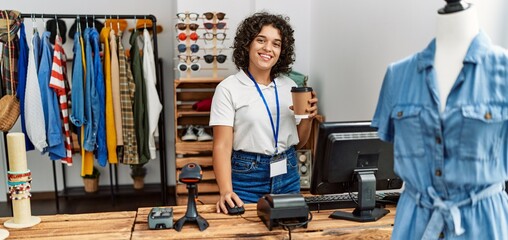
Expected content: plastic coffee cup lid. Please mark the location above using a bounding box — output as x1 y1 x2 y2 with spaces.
291 87 313 92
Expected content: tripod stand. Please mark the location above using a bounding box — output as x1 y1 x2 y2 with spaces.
174 183 209 231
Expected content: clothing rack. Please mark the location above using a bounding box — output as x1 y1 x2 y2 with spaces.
0 13 168 212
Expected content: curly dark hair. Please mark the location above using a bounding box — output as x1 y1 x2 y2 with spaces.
232 12 295 79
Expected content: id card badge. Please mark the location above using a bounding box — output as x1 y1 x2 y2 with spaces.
270 154 287 178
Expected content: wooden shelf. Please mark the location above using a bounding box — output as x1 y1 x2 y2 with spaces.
176 156 213 168
175 141 213 155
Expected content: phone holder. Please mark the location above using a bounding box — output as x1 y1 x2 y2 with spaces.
174 163 209 232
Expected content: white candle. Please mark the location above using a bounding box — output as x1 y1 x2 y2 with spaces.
6 133 32 225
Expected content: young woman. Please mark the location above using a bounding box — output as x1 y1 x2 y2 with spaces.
210 12 318 214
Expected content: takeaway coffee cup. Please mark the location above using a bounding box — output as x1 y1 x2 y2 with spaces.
291 86 313 119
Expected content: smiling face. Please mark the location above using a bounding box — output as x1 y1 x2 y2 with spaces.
248 25 282 75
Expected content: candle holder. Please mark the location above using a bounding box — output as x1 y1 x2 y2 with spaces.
0 229 8 239
3 133 41 229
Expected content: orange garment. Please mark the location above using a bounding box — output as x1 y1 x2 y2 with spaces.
100 27 118 164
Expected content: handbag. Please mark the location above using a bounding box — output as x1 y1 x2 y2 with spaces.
0 10 20 132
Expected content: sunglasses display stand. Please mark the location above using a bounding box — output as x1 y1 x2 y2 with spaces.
174 11 229 206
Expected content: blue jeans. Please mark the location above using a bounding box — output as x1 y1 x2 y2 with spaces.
231 146 300 203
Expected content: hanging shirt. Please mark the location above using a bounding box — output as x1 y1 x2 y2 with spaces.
0 10 21 95
118 30 139 164
142 29 162 160
79 30 94 176
110 29 123 146
100 27 118 164
38 31 66 160
91 28 107 167
25 30 47 151
83 27 100 152
16 23 35 151
130 30 150 164
372 31 508 239
49 34 72 166
70 29 85 127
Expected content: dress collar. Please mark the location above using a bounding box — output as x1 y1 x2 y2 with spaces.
417 30 491 72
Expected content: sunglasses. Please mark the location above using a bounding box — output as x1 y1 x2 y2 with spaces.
177 32 199 41
178 55 200 63
175 23 199 31
203 22 226 30
203 12 226 21
203 32 226 41
178 62 201 72
176 12 199 21
203 54 227 64
177 43 199 53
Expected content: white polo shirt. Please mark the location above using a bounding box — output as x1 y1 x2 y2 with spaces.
210 70 299 155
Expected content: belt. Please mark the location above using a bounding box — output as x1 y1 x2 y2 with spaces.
404 182 504 239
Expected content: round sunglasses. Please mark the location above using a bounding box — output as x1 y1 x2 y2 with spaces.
177 32 199 41
203 32 226 41
175 23 199 31
176 12 199 21
203 54 227 64
178 55 200 63
177 43 199 53
202 12 226 21
203 22 226 30
178 62 200 72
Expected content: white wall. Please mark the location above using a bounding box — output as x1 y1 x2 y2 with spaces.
1 0 507 202
310 0 508 121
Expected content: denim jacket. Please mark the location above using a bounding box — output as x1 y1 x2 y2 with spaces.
83 28 100 151
91 28 108 166
70 30 85 127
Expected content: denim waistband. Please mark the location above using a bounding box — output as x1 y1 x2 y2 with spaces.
232 146 296 164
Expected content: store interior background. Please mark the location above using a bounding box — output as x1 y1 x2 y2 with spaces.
0 0 506 203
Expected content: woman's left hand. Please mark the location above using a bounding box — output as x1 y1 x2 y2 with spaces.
307 90 318 119
290 90 319 119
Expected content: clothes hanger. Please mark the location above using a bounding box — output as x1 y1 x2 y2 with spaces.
77 15 81 34
55 15 60 37
438 0 470 14
31 14 37 34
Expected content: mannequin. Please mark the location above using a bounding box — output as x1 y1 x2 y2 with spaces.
434 1 479 112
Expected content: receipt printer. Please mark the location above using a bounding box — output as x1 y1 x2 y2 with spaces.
257 193 309 231
148 207 173 230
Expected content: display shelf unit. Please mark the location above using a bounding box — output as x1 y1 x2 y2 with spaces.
174 78 221 205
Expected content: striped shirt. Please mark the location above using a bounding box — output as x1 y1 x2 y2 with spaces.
49 35 72 166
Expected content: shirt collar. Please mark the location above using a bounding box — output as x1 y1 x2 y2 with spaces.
235 69 288 87
417 31 491 72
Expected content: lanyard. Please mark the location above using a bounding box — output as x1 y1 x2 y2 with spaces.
246 69 280 154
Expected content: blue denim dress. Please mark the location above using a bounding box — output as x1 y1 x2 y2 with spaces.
373 31 508 239
231 146 300 203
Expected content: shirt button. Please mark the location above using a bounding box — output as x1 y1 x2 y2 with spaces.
435 137 442 144
435 169 442 177
484 112 492 120
397 111 403 118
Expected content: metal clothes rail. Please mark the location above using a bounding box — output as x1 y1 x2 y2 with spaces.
0 13 168 213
